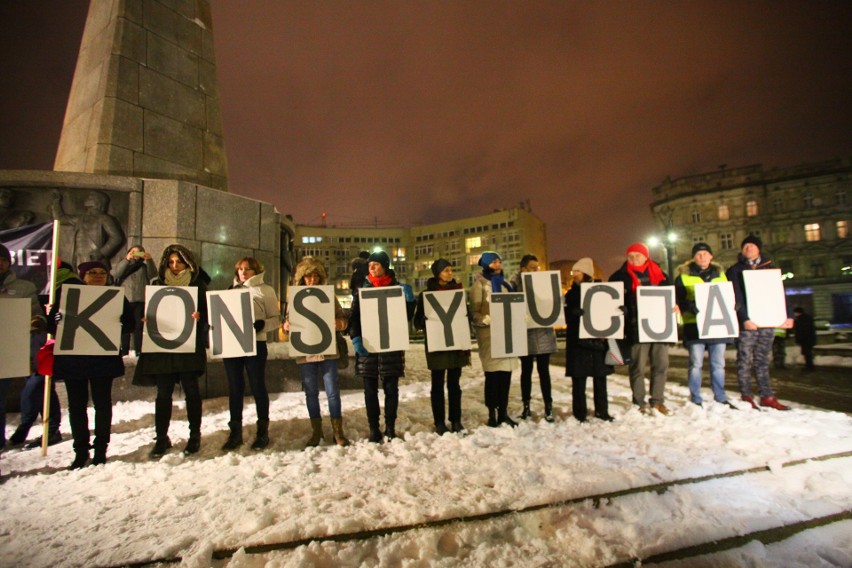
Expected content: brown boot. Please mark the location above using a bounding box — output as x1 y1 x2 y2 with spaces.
331 418 351 447
306 418 323 448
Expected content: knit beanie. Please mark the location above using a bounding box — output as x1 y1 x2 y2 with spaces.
741 234 763 251
626 242 650 258
368 251 390 270
430 258 452 278
572 257 594 278
0 243 10 262
478 251 501 269
691 242 713 256
78 261 108 279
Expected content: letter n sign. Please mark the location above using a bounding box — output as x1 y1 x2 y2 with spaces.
143 285 198 353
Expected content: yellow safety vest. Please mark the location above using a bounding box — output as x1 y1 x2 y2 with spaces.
680 272 727 325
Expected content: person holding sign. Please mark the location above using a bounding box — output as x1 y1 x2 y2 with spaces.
284 256 350 447
470 251 519 428
726 235 792 410
565 257 614 422
349 251 411 443
413 259 471 435
48 261 134 469
674 243 735 408
510 254 557 423
221 257 281 451
137 245 209 456
609 243 677 415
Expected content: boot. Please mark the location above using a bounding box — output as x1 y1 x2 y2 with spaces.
384 420 397 440
498 407 518 428
150 436 172 458
183 433 201 455
760 396 791 411
331 418 351 447
435 422 449 435
368 425 383 443
450 421 465 433
544 402 554 423
252 420 270 450
487 407 498 428
305 419 323 448
9 425 29 447
25 430 63 449
91 446 108 466
68 451 89 470
222 421 244 451
519 402 531 420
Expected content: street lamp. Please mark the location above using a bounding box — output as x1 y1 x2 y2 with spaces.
647 232 677 276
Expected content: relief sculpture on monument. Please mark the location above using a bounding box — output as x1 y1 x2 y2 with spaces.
49 188 127 270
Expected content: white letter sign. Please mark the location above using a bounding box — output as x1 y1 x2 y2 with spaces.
423 289 471 352
579 282 624 339
694 282 739 339
143 285 198 353
0 299 31 378
743 269 788 327
522 271 565 328
207 289 256 359
359 287 409 353
490 292 527 357
55 284 124 355
637 286 677 343
289 285 337 357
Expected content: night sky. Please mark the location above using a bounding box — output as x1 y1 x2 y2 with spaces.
1 1 851 272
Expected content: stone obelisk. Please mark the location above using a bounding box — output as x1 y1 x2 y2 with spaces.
54 0 228 190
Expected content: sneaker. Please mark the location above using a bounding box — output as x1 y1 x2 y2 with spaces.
652 403 671 416
759 396 791 411
741 395 760 410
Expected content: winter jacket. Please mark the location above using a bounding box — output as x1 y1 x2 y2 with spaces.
349 274 406 379
469 273 519 373
674 260 732 345
509 271 557 356
793 313 817 347
229 272 280 342
725 254 787 326
564 284 613 378
111 257 157 302
608 260 672 346
0 269 45 323
288 256 346 364
413 277 471 371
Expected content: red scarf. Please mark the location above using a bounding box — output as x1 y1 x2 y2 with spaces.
625 260 665 291
367 273 394 288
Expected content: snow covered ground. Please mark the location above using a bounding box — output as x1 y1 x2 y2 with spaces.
1 344 851 568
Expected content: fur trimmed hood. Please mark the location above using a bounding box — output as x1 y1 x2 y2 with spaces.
294 256 328 285
156 244 200 282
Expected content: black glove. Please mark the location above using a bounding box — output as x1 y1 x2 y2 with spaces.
253 319 264 332
617 305 626 313
54 312 63 324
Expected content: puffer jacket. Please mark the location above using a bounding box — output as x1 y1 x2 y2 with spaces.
349 274 406 379
413 277 471 371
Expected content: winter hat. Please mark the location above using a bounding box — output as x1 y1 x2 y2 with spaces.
626 242 650 258
0 243 10 262
691 242 713 256
572 257 595 278
78 260 108 279
478 251 501 269
368 250 390 270
741 234 763 251
430 258 452 278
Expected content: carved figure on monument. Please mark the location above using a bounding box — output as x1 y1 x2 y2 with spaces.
50 189 125 269
0 188 36 229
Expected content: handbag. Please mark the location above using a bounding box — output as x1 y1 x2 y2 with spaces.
604 338 625 366
336 332 349 370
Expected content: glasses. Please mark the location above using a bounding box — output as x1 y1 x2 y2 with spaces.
87 270 108 276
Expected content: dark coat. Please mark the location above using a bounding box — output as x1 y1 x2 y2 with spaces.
349 274 406 379
793 312 817 347
564 284 613 378
413 277 471 371
725 254 786 326
608 260 672 346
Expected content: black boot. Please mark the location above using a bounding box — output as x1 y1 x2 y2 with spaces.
450 421 466 433
487 407 498 427
222 421 243 451
384 420 397 440
544 402 554 423
91 446 108 466
9 424 29 447
184 433 201 455
519 402 531 420
435 422 449 435
150 436 172 458
368 425 383 443
252 419 270 450
498 407 518 428
68 451 89 470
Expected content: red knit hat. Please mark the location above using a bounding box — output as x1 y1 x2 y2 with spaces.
626 242 650 258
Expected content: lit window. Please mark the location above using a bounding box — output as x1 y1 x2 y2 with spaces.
691 210 701 223
465 237 481 252
837 221 848 239
804 223 821 242
746 200 758 217
720 233 733 249
718 205 729 221
468 254 480 266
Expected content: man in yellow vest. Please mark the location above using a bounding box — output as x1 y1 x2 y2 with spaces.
674 242 736 408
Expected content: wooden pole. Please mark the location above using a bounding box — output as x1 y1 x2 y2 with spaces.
41 220 60 457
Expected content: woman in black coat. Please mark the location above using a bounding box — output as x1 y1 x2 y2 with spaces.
564 258 614 422
49 261 134 469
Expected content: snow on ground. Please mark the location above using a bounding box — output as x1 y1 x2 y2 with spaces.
1 344 851 568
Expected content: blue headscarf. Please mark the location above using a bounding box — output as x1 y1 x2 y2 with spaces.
478 251 514 293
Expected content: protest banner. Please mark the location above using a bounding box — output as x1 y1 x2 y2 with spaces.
288 285 337 357
423 289 472 352
636 286 677 343
743 269 788 327
522 270 565 328
359 286 409 353
694 281 739 339
142 285 198 353
0 299 31 378
490 292 527 357
54 284 123 355
207 289 257 358
579 282 624 339
0 221 53 295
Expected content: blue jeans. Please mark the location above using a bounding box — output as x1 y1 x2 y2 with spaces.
300 359 342 419
687 342 727 404
223 341 270 423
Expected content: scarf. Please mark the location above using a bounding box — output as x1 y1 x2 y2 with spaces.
164 268 193 287
625 260 665 291
367 273 393 288
483 270 514 293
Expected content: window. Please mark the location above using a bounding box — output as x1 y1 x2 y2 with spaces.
811 262 825 278
804 223 821 242
414 244 433 257
746 200 758 217
774 227 789 244
720 233 734 250
393 246 406 261
691 210 701 223
718 205 729 221
837 190 848 206
773 198 784 213
465 237 481 252
468 254 481 266
804 194 815 209
837 221 848 239
692 235 705 244
301 235 322 244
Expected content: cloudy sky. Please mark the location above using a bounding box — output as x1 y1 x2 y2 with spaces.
1 1 851 270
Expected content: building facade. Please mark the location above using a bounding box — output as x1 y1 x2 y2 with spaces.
650 157 852 324
293 207 547 307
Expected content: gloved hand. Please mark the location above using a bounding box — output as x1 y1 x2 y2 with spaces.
351 336 368 356
617 305 626 313
253 319 265 332
54 312 63 324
